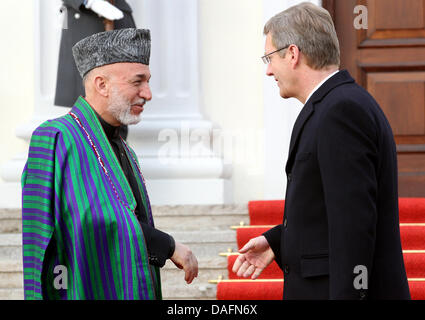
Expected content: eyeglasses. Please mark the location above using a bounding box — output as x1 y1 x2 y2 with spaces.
261 45 300 64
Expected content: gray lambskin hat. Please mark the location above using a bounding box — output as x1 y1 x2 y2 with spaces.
72 28 151 78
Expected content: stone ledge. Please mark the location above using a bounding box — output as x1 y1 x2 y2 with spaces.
161 230 236 243
151 204 248 217
0 288 24 300
0 260 23 272
160 270 219 300
0 234 22 246
0 208 21 219
0 231 236 246
0 257 229 273
163 256 227 270
1 205 249 216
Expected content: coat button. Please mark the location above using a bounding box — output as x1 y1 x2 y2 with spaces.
74 13 81 19
287 173 292 182
283 218 287 228
283 265 290 274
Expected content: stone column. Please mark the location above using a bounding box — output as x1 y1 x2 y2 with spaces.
0 0 68 208
0 0 231 207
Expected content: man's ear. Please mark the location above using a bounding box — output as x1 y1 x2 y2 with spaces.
93 74 110 97
288 44 301 69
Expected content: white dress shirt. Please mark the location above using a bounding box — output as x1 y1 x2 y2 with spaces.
304 70 339 105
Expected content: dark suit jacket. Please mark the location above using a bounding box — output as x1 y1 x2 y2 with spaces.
263 70 410 300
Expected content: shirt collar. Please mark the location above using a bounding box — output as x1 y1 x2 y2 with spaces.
92 108 121 140
304 70 339 105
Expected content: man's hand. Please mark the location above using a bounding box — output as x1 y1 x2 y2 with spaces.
85 0 124 20
170 241 198 284
232 235 275 280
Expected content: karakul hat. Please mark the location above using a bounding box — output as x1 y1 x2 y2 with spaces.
72 28 151 78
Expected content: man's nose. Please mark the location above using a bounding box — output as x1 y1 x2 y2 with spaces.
140 84 152 101
266 63 274 77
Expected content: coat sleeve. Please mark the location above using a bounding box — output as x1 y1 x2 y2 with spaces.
123 143 175 268
317 100 378 299
21 123 61 300
263 225 283 269
140 223 175 267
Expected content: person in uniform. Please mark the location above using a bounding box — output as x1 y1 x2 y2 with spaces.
55 0 135 138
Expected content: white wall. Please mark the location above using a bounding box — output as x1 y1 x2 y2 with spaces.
263 0 321 200
199 0 265 203
0 0 322 204
0 0 35 184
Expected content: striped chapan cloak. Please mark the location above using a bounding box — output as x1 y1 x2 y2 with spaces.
21 96 161 300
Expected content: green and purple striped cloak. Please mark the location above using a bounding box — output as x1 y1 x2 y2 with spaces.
21 96 161 300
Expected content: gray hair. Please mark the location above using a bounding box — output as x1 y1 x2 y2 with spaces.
264 2 340 69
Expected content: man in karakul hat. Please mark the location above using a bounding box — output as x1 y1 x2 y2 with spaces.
21 28 198 300
55 0 137 140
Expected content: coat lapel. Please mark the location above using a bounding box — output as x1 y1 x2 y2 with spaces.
285 70 355 173
121 139 155 227
285 101 314 173
69 96 137 211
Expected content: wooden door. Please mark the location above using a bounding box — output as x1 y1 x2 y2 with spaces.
323 0 425 196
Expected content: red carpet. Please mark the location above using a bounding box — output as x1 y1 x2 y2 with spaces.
227 254 283 280
236 225 425 251
226 251 425 279
217 280 425 300
217 280 283 300
248 200 285 225
399 198 425 223
216 198 425 300
248 198 425 225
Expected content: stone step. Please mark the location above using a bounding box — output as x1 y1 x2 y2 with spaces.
163 255 228 270
0 209 21 234
160 256 228 300
0 255 227 274
0 260 23 272
152 205 249 231
0 234 22 260
0 283 218 300
161 230 238 259
0 231 237 260
160 269 218 300
0 261 23 290
0 281 219 300
0 205 250 234
160 231 233 300
0 204 242 300
0 286 213 301
0 255 229 300
0 288 24 300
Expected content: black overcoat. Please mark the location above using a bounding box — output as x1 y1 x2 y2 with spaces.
264 70 411 300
